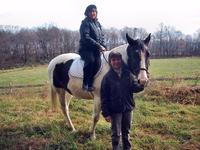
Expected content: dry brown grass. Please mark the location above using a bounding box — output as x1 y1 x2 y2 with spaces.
144 81 200 105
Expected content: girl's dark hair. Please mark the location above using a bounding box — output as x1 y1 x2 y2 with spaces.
108 51 122 63
84 4 97 16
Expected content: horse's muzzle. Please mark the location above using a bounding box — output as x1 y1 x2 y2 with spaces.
137 69 149 86
138 79 147 86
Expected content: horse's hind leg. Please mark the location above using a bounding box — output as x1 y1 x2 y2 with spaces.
66 92 73 108
90 96 101 140
57 88 75 131
65 92 75 131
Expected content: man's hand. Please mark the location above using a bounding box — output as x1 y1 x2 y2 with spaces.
100 45 106 52
105 116 112 122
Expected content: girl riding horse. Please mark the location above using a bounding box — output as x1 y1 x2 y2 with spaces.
79 4 107 91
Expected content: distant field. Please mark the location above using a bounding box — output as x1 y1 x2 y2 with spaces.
150 57 200 78
0 57 199 87
0 65 48 87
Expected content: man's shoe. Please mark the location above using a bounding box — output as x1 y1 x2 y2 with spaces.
87 86 95 91
82 84 88 91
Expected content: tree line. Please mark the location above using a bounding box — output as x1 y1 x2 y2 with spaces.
0 23 200 69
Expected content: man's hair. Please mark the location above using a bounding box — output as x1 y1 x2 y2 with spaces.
84 4 97 17
108 51 122 63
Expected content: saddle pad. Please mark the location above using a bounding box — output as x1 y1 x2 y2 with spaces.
69 57 103 78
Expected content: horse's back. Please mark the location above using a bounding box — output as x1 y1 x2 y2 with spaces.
48 53 79 67
48 53 80 86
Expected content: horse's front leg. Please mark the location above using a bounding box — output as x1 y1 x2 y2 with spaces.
90 96 101 140
57 88 75 131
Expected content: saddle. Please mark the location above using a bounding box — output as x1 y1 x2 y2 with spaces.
69 57 103 78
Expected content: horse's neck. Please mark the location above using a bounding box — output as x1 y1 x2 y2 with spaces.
102 44 128 64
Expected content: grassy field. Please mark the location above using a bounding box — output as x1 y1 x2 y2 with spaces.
0 87 200 150
0 57 199 87
0 57 200 149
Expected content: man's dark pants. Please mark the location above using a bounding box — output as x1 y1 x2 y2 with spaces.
111 111 132 150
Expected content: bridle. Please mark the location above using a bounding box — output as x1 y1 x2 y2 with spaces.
132 67 149 75
137 47 150 76
140 68 149 74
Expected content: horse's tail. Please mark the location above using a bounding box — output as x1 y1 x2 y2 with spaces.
48 59 58 112
50 85 57 112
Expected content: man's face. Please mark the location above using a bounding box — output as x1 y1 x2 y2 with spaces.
110 57 122 70
89 9 97 19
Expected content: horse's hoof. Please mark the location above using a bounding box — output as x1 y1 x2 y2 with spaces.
90 134 96 140
71 129 76 133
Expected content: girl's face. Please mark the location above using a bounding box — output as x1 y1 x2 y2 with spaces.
89 8 97 19
110 57 122 70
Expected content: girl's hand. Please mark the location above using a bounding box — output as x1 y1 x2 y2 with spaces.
105 116 112 122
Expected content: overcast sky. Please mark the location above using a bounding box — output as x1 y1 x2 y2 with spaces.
0 0 199 34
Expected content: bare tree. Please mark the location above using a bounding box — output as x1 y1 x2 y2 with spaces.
0 24 199 69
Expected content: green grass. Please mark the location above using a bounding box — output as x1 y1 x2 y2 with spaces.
0 57 200 86
0 87 200 149
0 65 48 86
150 57 200 78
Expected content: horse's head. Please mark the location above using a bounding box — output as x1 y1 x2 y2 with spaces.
126 33 151 85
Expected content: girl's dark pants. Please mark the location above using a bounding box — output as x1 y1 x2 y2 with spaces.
111 111 132 150
79 50 101 87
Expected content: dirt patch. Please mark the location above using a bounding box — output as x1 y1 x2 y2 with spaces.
165 86 200 105
12 137 50 150
181 140 200 150
0 127 50 150
145 83 200 105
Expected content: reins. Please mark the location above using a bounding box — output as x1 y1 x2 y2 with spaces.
101 51 109 64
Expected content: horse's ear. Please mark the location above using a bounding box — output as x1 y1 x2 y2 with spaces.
126 33 136 45
144 33 151 45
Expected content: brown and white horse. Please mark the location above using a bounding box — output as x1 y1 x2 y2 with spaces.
47 33 151 139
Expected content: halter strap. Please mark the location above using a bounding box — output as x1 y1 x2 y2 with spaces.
133 68 149 75
140 68 149 74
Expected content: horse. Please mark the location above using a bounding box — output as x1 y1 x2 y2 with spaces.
47 33 151 139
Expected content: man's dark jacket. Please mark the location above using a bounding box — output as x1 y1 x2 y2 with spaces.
101 65 144 117
79 17 106 54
